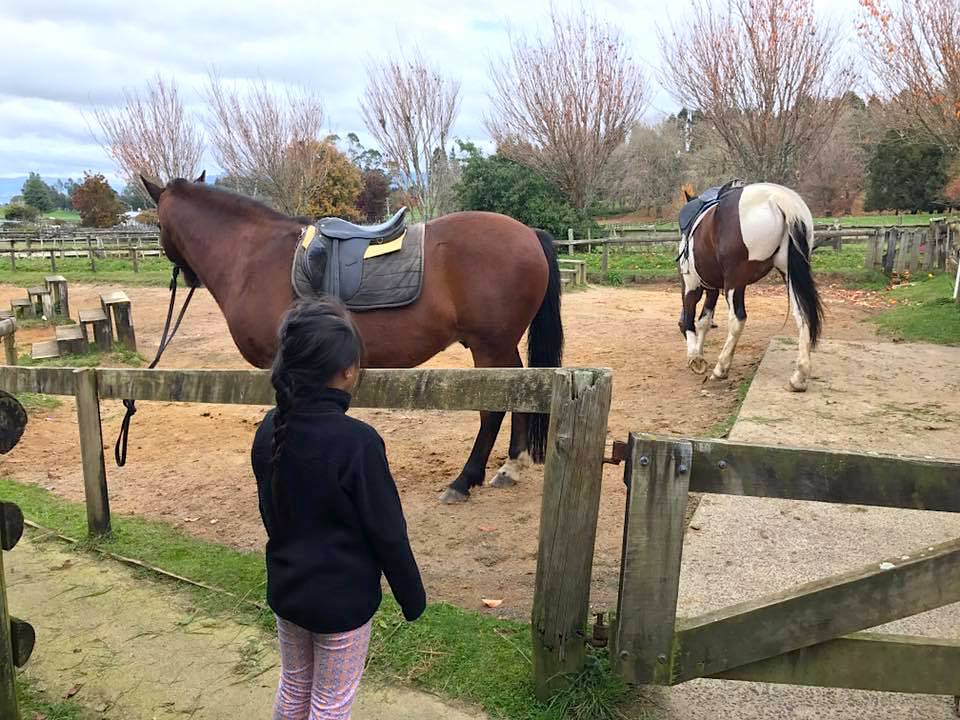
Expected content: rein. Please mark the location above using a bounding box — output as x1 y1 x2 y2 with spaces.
114 266 196 467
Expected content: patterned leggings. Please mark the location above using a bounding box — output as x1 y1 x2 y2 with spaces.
273 615 372 720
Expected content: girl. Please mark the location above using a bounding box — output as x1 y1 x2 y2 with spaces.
251 297 426 720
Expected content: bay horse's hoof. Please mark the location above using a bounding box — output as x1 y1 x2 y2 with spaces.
439 487 469 504
688 357 709 375
489 470 517 488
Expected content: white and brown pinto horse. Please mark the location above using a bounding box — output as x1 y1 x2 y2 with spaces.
678 183 823 392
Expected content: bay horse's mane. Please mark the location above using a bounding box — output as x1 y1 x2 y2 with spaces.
167 179 309 226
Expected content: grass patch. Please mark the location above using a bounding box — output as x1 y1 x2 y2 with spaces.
0 256 173 288
18 347 145 368
705 368 757 438
872 273 960 345
0 478 638 719
570 242 882 287
17 677 97 719
16 392 62 413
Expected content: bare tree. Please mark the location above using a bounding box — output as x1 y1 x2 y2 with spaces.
603 120 685 217
659 0 855 185
860 0 960 150
487 6 648 209
91 75 204 198
206 73 329 215
360 51 460 220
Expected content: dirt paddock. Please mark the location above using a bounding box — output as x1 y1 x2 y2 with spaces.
0 280 882 618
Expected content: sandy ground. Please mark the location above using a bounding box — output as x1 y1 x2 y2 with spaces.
6 533 485 719
656 338 960 719
0 280 881 619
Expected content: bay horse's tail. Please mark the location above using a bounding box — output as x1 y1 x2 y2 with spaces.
777 197 824 348
527 229 565 463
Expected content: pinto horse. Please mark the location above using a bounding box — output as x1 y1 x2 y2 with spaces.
678 182 823 392
141 175 563 503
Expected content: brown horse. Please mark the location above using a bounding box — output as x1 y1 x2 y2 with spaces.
678 182 823 391
141 175 563 503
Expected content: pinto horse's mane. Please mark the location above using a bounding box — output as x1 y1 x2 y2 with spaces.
167 179 309 225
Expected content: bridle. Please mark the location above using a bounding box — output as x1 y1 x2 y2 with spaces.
114 265 196 467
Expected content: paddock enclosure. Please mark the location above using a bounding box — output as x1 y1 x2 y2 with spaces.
2 278 960 716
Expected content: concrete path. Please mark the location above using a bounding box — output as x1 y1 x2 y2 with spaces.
6 534 485 720
652 339 960 719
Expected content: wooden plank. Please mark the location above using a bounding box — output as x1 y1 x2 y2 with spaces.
73 368 110 536
613 434 692 685
532 369 613 699
110 302 137 350
30 340 60 361
685 436 960 512
909 229 921 271
0 365 572 413
883 228 897 274
0 547 17 720
711 632 960 695
671 536 960 682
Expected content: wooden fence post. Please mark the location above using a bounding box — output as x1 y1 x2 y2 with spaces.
73 368 110 536
613 435 693 685
8 250 14 273
883 228 897 275
87 237 96 273
130 248 139 273
532 368 613 700
601 243 610 275
0 319 16 366
48 250 56 273
0 539 16 720
567 228 574 255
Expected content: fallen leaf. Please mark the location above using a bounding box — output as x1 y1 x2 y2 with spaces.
184 517 199 523
482 598 504 608
64 683 83 699
478 526 497 532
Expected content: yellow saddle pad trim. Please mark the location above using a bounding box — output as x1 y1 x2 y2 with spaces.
363 232 405 259
301 226 317 248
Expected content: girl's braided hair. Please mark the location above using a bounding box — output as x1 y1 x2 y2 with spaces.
270 297 364 519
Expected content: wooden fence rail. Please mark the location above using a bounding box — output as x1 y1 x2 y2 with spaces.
613 432 960 699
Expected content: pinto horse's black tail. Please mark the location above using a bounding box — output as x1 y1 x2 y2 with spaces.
787 220 824 348
526 229 565 463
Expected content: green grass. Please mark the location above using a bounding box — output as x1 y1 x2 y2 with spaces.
0 478 639 719
873 273 960 345
569 242 882 287
705 369 757 438
18 347 145 368
15 392 62 413
17 677 97 719
44 209 81 221
0 256 173 288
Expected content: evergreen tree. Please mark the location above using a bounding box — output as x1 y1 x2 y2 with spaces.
22 172 53 212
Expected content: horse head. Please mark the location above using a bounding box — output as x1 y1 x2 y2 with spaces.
141 172 206 288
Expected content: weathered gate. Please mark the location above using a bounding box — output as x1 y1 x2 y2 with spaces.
612 433 960 700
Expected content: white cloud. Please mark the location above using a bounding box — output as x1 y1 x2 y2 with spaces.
0 0 860 178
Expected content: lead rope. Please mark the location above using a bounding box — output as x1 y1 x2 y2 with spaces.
114 266 196 467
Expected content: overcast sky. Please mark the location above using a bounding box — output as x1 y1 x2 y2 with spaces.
0 0 861 184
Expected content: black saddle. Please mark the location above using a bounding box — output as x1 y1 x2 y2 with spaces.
316 207 408 242
304 208 409 300
678 179 743 239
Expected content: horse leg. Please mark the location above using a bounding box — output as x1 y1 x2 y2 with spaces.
438 346 513 504
695 288 720 361
712 287 746 380
788 288 813 392
682 285 708 374
490 350 531 488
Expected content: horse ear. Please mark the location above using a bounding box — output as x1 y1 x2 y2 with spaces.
140 175 165 204
195 170 206 184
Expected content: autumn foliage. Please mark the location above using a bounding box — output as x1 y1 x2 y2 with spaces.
71 173 125 228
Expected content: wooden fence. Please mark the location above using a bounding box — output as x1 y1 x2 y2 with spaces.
0 363 613 699
865 222 953 274
0 234 162 273
608 433 960 699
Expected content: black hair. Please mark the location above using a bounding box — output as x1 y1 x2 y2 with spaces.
270 297 365 520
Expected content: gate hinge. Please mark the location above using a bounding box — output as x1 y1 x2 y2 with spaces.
603 440 628 466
